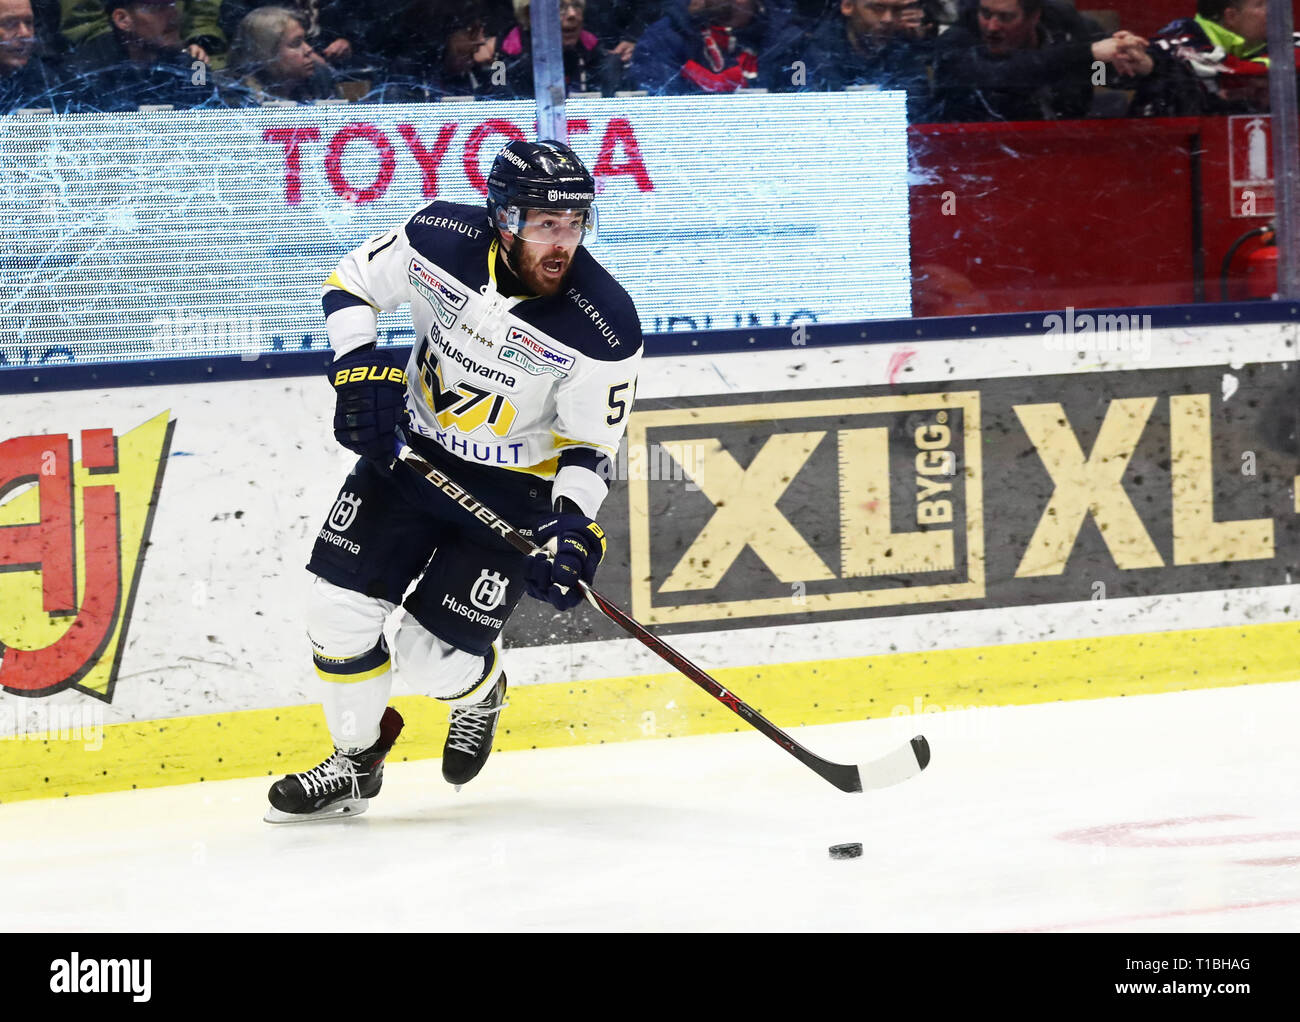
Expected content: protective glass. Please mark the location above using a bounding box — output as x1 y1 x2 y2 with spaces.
505 205 598 246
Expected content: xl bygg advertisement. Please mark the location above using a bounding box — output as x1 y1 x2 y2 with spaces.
508 361 1300 641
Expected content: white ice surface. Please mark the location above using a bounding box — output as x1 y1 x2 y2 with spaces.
2 680 1298 933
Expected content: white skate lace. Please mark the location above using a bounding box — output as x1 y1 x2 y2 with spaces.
446 696 509 756
296 751 361 800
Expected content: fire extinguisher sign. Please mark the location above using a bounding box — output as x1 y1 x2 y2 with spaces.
1229 114 1275 219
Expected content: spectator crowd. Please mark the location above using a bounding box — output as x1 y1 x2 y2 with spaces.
0 0 1296 117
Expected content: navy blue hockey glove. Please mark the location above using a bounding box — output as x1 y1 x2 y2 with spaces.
525 509 607 611
329 345 409 461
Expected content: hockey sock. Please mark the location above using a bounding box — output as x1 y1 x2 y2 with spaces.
312 638 394 753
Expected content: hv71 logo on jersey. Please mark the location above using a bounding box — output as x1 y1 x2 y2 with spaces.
0 414 172 698
625 392 984 626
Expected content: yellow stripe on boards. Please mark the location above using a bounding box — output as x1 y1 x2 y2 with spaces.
2 619 1298 803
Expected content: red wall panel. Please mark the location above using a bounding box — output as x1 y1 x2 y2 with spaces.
908 117 1276 316
910 119 1202 315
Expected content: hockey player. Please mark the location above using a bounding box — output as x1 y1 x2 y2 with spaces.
265 139 642 823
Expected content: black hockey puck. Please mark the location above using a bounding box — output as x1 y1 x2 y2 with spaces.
829 842 863 859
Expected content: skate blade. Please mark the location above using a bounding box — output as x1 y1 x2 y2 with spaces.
263 798 369 824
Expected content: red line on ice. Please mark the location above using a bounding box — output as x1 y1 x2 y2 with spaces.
1058 814 1300 847
1004 896 1300 932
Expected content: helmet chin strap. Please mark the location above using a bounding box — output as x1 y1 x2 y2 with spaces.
494 208 526 274
502 233 523 274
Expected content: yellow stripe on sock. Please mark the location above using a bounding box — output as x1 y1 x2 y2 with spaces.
313 660 392 684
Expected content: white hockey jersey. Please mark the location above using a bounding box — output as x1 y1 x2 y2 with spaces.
322 201 643 518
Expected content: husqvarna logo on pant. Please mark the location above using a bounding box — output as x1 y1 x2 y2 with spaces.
328 493 361 532
470 569 508 611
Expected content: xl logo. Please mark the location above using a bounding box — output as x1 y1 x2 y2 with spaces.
626 393 984 625
0 414 172 698
627 386 1285 628
1013 394 1274 575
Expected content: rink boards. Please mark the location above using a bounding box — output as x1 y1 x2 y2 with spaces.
2 321 1299 800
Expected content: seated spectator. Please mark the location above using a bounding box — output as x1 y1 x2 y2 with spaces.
584 0 662 65
60 0 224 65
1132 1 1298 116
804 0 938 121
498 0 623 96
375 0 503 99
65 0 224 110
219 1 360 69
471 0 653 66
225 5 339 102
0 0 64 110
932 0 1151 121
629 0 803 94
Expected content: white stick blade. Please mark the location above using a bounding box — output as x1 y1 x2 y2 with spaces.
858 736 930 791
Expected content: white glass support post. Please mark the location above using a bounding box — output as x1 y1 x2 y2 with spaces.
531 0 567 143
1267 0 1300 298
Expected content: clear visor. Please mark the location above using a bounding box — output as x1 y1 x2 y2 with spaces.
502 205 598 246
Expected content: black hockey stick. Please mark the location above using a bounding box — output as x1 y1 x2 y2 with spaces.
393 438 931 794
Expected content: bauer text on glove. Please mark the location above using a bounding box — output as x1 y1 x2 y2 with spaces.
329 345 408 461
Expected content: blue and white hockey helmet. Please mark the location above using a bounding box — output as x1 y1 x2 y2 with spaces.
487 139 597 245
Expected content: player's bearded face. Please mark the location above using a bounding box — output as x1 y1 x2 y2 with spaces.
513 240 576 296
506 209 585 296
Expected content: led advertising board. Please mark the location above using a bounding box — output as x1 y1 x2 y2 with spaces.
0 93 910 369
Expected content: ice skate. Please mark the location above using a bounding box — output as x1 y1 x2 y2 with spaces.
265 706 404 823
443 674 508 791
